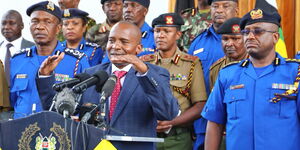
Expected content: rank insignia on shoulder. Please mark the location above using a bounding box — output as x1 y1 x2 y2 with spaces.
13 48 32 57
193 48 204 55
142 31 148 38
286 58 300 63
55 73 72 82
230 84 244 90
272 83 297 90
16 74 27 79
64 48 85 59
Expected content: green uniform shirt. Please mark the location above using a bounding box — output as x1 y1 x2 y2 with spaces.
178 8 212 52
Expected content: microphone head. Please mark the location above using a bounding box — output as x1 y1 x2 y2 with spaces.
94 70 109 92
101 74 117 96
55 87 76 117
74 73 91 82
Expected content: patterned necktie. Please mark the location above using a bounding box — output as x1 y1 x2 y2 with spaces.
5 43 13 85
109 70 127 119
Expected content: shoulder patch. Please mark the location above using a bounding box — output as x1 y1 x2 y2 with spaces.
85 42 100 48
222 61 240 69
210 57 226 70
64 48 85 59
139 54 156 62
12 48 31 58
181 53 198 62
286 58 300 63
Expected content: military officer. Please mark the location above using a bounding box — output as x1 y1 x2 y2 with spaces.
61 8 104 66
57 0 96 41
141 13 207 150
0 60 11 120
86 0 123 51
10 1 90 119
202 8 300 150
209 17 248 90
178 0 212 52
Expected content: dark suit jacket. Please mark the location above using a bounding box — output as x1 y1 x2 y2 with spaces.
20 38 34 49
36 62 179 150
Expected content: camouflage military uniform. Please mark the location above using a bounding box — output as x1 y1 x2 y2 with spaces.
85 20 111 51
57 17 96 42
178 8 212 52
141 48 207 150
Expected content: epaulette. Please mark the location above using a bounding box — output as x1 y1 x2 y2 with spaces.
210 57 226 70
139 54 156 62
222 61 240 69
85 42 100 48
297 51 300 55
181 53 198 62
64 48 85 59
12 48 32 58
180 8 197 17
285 58 300 63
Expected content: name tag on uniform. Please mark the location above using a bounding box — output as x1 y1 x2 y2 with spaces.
16 74 27 79
230 84 244 90
193 48 204 55
55 73 71 82
272 83 297 90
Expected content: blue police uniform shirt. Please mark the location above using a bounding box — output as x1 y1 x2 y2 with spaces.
202 54 300 150
101 22 156 63
10 42 90 119
62 38 103 66
188 25 224 95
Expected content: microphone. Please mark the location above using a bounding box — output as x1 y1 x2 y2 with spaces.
52 73 91 92
72 70 108 94
81 75 117 123
55 87 76 118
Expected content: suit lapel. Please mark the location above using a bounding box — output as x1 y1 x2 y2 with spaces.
110 67 139 125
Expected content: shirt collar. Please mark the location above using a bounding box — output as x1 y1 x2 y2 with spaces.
3 37 23 56
156 48 181 65
207 25 221 39
111 64 132 73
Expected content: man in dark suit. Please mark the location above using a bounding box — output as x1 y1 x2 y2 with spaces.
36 21 179 150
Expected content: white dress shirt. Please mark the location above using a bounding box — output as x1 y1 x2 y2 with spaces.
0 37 23 69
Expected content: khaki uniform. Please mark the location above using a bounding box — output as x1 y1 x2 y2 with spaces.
85 20 112 50
58 17 96 42
178 8 212 52
141 48 207 150
209 54 249 90
0 60 10 111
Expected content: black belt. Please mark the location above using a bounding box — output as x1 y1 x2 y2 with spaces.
157 127 190 138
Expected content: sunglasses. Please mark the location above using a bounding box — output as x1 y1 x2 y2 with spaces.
241 29 277 36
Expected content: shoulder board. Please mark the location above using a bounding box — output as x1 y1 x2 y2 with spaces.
285 58 300 63
181 53 199 62
64 48 85 59
139 54 156 62
297 51 300 55
85 42 100 48
12 48 31 58
222 61 240 69
210 57 226 70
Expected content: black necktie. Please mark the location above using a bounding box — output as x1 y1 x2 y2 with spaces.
5 43 13 85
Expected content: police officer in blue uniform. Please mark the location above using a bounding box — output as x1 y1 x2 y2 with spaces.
188 0 238 95
101 0 156 63
202 8 300 150
10 1 90 119
61 8 104 66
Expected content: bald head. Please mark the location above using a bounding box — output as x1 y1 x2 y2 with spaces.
1 10 24 42
107 21 143 68
110 21 141 44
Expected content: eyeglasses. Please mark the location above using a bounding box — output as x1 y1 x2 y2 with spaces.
241 29 277 36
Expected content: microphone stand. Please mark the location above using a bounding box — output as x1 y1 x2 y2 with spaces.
49 94 58 111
